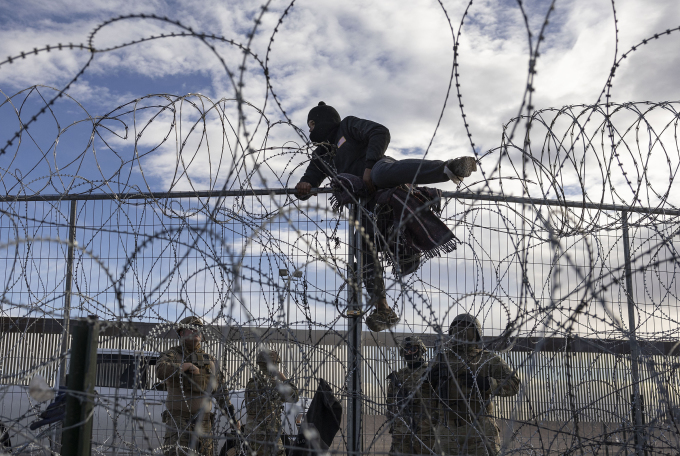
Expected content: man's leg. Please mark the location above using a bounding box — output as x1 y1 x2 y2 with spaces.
360 236 385 307
197 417 215 456
360 236 399 331
164 411 191 456
372 156 476 188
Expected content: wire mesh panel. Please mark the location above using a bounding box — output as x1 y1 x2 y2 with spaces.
0 192 679 455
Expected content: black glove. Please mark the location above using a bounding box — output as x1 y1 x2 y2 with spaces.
458 372 492 392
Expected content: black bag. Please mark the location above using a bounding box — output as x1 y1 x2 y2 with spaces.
289 378 342 456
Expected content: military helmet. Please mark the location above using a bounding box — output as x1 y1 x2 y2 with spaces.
179 316 204 326
178 316 204 334
399 336 427 359
448 313 483 341
256 349 281 365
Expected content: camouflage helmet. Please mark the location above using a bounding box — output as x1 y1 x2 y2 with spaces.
179 316 204 326
256 349 281 365
399 336 427 359
177 316 204 335
448 313 483 341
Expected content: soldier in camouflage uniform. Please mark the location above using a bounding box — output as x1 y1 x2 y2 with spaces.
157 316 239 456
244 349 299 456
386 336 438 455
432 314 520 456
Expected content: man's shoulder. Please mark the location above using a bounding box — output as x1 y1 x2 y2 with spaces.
481 349 507 364
193 348 214 359
340 115 375 128
341 115 361 123
160 345 183 357
340 115 387 131
389 366 410 381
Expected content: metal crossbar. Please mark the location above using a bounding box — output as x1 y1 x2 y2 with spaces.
2 188 679 217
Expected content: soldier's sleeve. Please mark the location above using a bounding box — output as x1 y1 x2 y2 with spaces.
245 377 262 421
386 372 398 422
156 349 181 381
245 377 257 408
487 354 520 397
279 379 299 403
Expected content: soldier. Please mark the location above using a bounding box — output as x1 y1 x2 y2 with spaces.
386 336 437 455
156 316 239 456
244 349 299 456
433 314 520 456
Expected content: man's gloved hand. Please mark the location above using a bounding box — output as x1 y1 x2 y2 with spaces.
181 363 200 374
459 372 492 392
295 182 313 200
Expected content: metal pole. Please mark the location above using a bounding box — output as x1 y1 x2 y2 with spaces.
58 199 77 387
4 188 680 217
52 200 77 453
61 315 99 456
622 210 645 456
346 201 363 456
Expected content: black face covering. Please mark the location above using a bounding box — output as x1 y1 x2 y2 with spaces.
407 360 424 370
307 101 341 143
405 349 424 369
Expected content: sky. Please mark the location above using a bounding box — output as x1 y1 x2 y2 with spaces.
1 0 679 200
1 0 680 337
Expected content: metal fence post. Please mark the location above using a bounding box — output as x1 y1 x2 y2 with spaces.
346 201 363 456
61 315 99 456
58 199 77 387
52 200 77 452
622 210 645 456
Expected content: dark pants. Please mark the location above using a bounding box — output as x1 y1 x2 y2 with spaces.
371 157 449 189
361 236 384 304
362 157 450 301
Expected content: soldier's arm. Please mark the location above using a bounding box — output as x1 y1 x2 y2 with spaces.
156 350 181 381
487 355 520 397
280 380 300 403
386 373 398 421
245 377 257 409
274 371 299 402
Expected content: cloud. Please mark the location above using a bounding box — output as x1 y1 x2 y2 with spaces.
1 0 678 201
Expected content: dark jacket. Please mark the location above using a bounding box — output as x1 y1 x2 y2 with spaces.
300 116 391 187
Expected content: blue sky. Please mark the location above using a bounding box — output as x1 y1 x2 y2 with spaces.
1 0 679 199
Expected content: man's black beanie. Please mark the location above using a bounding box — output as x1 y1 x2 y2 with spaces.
307 101 341 143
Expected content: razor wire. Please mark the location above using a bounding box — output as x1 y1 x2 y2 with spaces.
1 0 680 455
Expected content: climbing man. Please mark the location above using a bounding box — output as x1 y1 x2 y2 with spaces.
295 102 478 332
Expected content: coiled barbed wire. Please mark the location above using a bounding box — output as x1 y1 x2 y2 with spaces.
1 1 680 455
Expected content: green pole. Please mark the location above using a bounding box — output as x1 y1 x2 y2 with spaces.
61 316 99 456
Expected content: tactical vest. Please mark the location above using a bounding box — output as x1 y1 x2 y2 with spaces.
246 374 283 431
388 364 437 435
442 349 496 423
171 348 214 395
